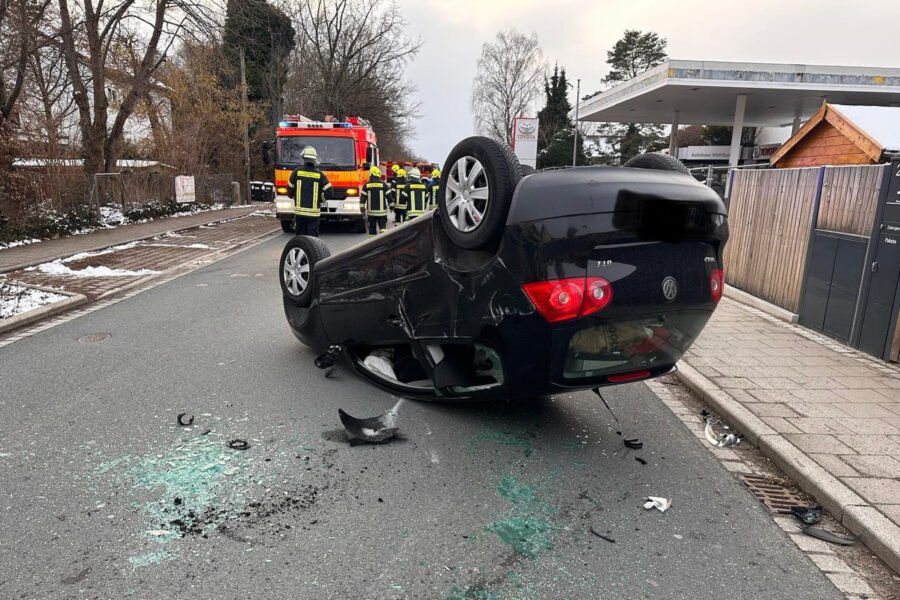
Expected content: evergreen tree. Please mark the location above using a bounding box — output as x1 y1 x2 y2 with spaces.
537 66 572 154
223 0 295 123
535 65 586 168
591 30 668 165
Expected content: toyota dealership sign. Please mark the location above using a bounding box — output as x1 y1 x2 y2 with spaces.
512 117 539 168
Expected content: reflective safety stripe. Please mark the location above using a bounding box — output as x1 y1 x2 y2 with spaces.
428 184 440 209
394 184 408 209
407 183 427 216
294 170 322 216
364 182 388 216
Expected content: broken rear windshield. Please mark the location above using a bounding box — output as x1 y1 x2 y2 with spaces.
277 136 356 169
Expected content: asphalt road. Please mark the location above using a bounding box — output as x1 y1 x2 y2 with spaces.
0 225 844 600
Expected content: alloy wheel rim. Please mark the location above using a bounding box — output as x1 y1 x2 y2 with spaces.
446 155 490 233
283 247 310 295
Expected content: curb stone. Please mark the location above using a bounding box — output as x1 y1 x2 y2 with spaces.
675 360 900 576
724 284 799 323
0 291 88 335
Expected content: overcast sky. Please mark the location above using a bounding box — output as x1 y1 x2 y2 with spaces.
396 0 900 161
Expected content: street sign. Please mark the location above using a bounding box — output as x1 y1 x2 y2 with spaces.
512 117 539 168
175 175 196 204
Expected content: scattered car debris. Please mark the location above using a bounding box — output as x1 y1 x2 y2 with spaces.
703 415 741 448
624 437 643 450
199 429 212 436
227 439 250 451
643 497 672 512
593 388 621 424
314 345 342 370
790 505 823 525
337 401 402 445
635 456 648 465
324 367 337 379
176 413 194 427
589 526 616 543
802 526 857 545
363 349 397 380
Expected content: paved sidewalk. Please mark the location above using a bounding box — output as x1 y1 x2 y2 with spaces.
676 293 900 574
0 205 263 273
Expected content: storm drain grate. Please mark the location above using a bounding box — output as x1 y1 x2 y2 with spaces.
78 333 110 344
738 474 807 514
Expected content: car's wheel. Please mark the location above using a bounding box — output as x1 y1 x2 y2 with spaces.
623 153 692 176
279 235 331 307
280 219 294 233
439 136 521 250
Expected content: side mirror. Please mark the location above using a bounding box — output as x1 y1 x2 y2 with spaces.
362 162 371 170
261 140 272 166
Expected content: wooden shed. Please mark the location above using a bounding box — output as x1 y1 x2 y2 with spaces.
770 103 900 168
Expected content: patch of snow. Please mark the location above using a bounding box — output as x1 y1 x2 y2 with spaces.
0 238 41 250
142 243 211 250
27 260 160 278
0 280 67 319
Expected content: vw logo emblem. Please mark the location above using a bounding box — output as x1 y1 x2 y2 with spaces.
661 276 678 302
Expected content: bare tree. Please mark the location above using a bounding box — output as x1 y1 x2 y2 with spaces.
471 29 544 145
0 0 52 128
54 0 217 174
283 0 421 160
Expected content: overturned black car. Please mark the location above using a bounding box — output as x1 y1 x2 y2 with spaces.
280 137 728 399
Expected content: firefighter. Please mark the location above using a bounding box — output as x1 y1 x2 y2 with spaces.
360 165 388 236
406 168 428 219
392 168 409 223
387 164 401 209
287 146 332 237
427 167 441 210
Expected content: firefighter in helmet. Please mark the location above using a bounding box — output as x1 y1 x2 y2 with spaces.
392 168 409 223
387 164 401 210
406 168 428 219
287 146 332 237
427 167 441 210
360 165 388 236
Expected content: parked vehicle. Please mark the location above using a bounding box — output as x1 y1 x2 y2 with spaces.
280 137 729 399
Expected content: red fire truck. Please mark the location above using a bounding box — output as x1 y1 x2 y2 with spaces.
268 115 378 233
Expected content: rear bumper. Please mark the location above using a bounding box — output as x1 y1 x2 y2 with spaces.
274 196 365 221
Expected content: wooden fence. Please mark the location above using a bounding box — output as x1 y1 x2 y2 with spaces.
817 165 884 236
723 164 886 313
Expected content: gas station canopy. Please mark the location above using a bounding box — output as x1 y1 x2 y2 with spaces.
578 60 900 127
577 60 900 165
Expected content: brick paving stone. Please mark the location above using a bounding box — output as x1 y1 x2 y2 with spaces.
756 355 802 366
830 376 889 389
714 377 758 389
795 356 842 367
784 434 856 455
880 504 900 527
789 533 835 554
750 376 802 390
789 402 851 418
788 390 850 405
841 455 900 478
807 553 854 573
837 435 900 455
747 389 796 403
842 478 900 504
761 416 802 434
694 365 723 378
786 376 842 390
790 418 853 434
839 418 900 435
824 573 873 595
833 388 897 403
744 403 799 418
809 454 859 477
712 366 760 378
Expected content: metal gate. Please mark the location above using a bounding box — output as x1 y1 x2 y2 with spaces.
800 231 867 343
856 159 900 358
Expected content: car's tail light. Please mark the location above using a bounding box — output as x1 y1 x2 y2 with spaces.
582 277 613 316
710 269 724 303
608 370 652 383
522 276 613 323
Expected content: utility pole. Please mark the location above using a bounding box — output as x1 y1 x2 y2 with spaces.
572 78 581 167
240 47 250 205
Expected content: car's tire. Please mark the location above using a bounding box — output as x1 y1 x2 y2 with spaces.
279 235 331 307
623 153 692 176
439 136 522 250
280 219 294 233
